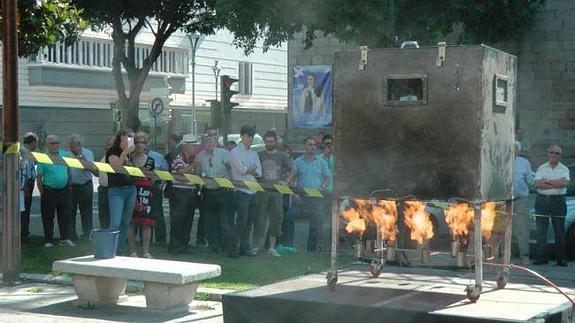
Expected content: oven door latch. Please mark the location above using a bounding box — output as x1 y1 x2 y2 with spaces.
359 46 369 70
436 42 446 67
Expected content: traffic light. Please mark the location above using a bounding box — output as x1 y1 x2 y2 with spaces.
221 75 239 113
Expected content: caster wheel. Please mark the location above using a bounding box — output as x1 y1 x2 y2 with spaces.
369 262 382 278
496 276 507 289
326 273 337 290
465 286 481 303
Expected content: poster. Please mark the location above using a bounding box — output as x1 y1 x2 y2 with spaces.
292 65 332 128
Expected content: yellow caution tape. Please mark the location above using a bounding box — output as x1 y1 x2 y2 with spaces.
244 181 264 192
31 152 53 165
29 152 325 197
274 184 295 195
5 143 20 154
303 188 324 198
93 162 115 173
184 174 205 185
214 178 235 189
124 166 146 177
62 157 84 169
154 170 175 181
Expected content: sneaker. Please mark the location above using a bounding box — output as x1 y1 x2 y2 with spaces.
143 253 153 259
59 239 76 247
44 242 54 248
129 252 138 257
268 248 281 257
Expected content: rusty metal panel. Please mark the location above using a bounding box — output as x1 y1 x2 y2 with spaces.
333 45 516 201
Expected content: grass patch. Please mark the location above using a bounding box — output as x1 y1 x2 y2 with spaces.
22 235 351 291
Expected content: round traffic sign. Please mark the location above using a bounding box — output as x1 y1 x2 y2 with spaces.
149 97 165 116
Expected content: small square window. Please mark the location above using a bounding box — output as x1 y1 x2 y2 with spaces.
384 74 427 106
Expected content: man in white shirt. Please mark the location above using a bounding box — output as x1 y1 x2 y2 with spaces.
533 144 570 266
229 125 262 257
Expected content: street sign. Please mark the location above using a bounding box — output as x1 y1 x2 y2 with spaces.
149 97 165 116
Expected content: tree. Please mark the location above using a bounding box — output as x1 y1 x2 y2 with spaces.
0 0 87 57
72 0 220 130
72 0 545 130
222 0 546 50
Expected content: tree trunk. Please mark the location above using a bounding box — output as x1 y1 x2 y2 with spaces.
122 97 142 131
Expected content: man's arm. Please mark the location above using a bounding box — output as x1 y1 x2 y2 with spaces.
547 178 569 188
36 175 44 194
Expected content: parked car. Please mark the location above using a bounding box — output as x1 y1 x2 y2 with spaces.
218 133 264 152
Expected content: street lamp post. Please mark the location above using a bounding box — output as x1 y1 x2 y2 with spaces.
188 33 203 136
212 60 221 101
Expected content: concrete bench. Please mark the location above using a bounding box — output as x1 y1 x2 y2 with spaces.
53 255 221 310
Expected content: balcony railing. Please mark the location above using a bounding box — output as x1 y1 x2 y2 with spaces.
34 37 189 75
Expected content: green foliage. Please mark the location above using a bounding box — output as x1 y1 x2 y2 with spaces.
0 0 88 57
219 0 546 50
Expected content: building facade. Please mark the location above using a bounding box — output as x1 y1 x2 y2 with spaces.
0 26 287 157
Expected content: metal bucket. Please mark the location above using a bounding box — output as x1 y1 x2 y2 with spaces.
90 229 119 259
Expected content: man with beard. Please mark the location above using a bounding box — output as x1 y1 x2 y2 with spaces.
254 130 293 256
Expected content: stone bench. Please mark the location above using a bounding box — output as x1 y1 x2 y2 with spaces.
53 255 221 310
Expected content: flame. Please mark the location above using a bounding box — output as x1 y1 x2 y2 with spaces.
403 201 434 244
373 200 399 242
339 199 399 241
445 203 473 238
481 202 497 239
341 207 366 235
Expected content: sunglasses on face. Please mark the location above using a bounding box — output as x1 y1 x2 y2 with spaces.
548 151 561 155
47 142 59 145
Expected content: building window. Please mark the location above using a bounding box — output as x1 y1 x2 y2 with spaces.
238 61 252 95
35 38 189 75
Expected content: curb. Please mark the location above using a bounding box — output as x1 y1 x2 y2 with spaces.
1 273 235 302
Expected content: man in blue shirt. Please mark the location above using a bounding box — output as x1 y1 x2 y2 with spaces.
20 132 38 243
68 134 95 241
37 135 74 247
512 141 533 265
283 136 329 252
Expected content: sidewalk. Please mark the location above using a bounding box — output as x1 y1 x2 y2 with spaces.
0 281 224 323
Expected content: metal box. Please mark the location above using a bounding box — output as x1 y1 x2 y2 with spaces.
333 45 516 201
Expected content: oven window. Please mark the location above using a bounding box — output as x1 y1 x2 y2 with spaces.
384 74 427 106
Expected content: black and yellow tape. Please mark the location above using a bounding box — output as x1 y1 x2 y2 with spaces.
30 151 325 198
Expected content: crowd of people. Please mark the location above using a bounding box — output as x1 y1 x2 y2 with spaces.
17 125 335 259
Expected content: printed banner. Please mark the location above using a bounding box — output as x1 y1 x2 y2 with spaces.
292 65 332 128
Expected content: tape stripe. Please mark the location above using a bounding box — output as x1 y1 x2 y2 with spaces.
62 157 85 169
29 153 325 197
5 143 20 154
93 162 115 173
31 152 53 165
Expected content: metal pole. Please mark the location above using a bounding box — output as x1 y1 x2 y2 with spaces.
473 203 483 291
327 197 340 289
212 60 220 101
2 0 21 285
189 36 200 136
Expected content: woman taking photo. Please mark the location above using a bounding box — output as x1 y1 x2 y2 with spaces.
128 132 157 258
106 129 136 255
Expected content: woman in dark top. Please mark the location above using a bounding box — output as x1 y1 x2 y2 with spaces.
127 132 156 258
106 129 136 255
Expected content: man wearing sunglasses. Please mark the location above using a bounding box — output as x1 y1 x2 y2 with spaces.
534 144 570 266
36 135 75 248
